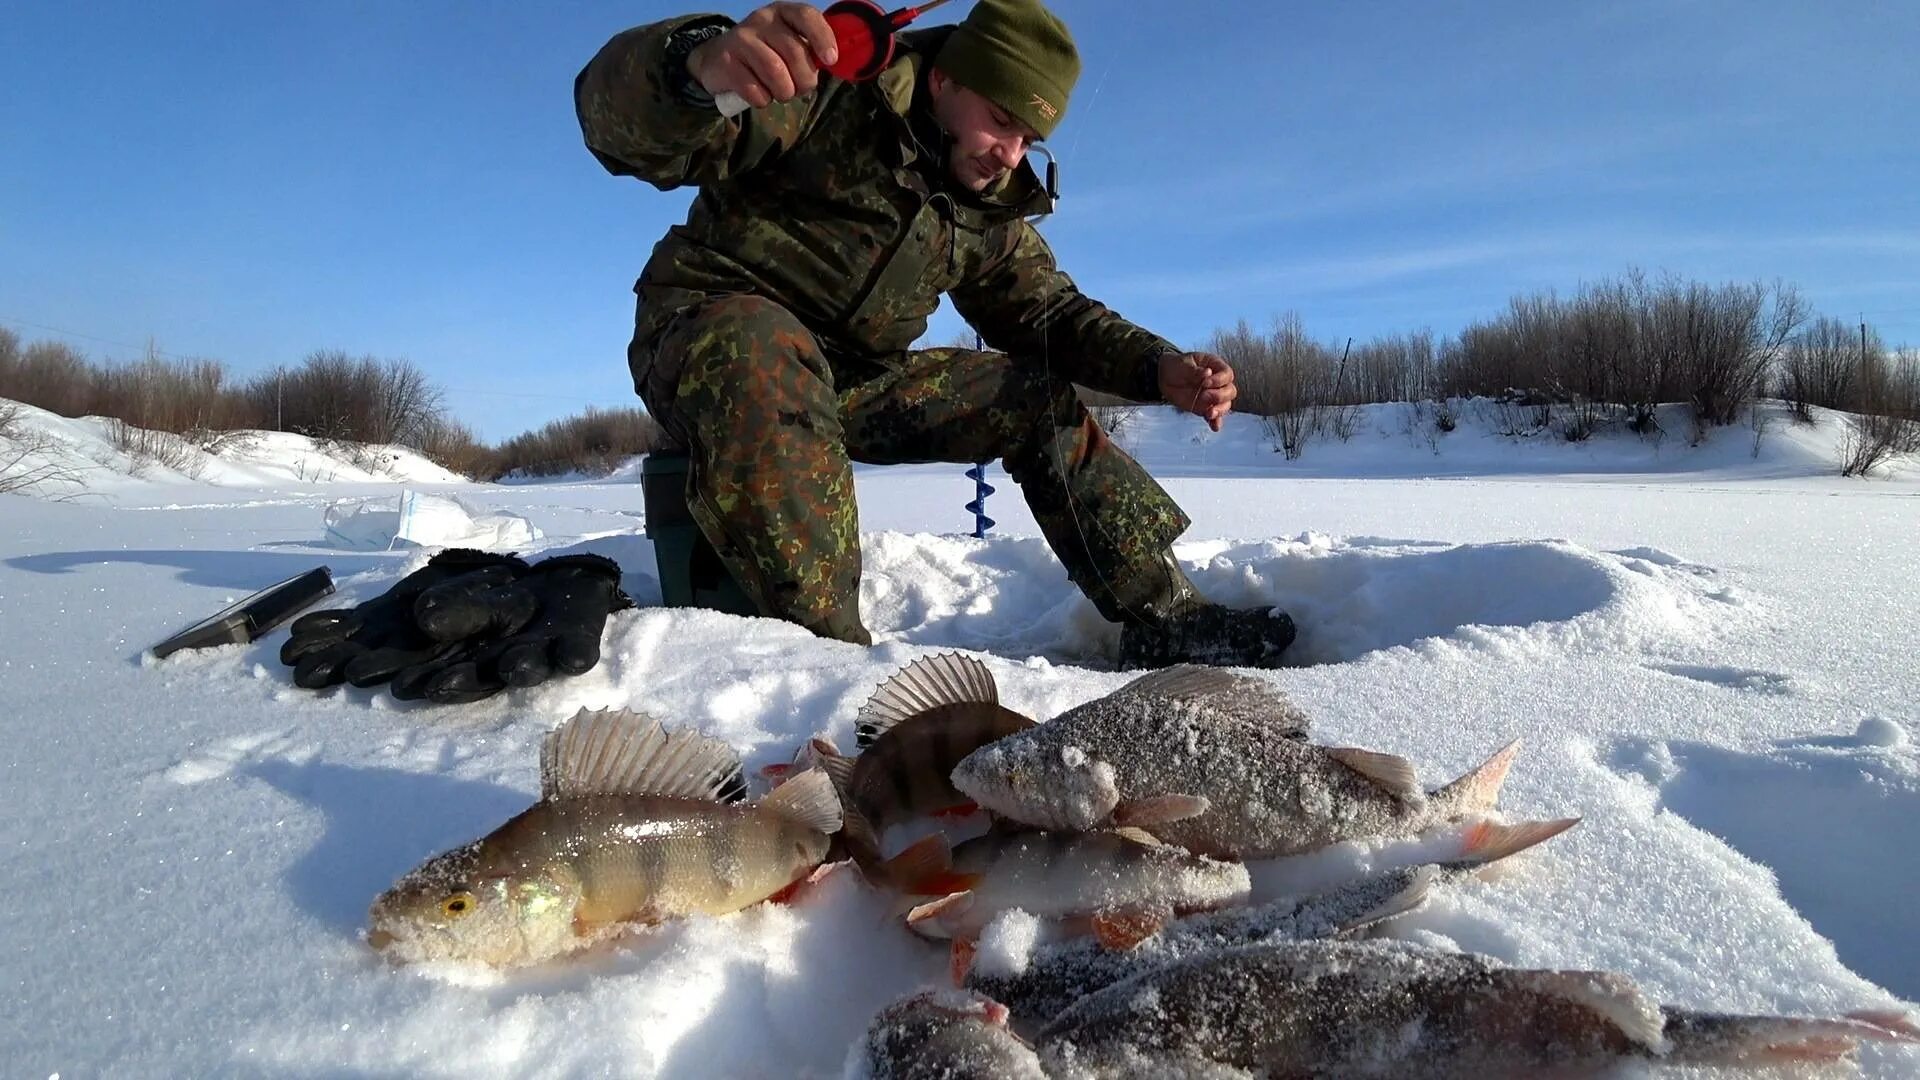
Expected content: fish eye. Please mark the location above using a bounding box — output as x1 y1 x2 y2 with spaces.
441 891 477 919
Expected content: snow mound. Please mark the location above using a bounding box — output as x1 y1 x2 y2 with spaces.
1608 723 1920 1001
0 397 463 497
854 530 1746 668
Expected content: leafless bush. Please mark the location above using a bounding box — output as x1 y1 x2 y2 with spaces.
107 418 204 478
1210 315 1341 459
89 345 264 435
1476 396 1552 438
0 401 83 495
250 351 446 447
1781 317 1868 421
1840 350 1920 477
1350 330 1437 403
413 416 500 479
193 428 260 456
0 338 93 417
494 406 663 478
1087 402 1137 439
1436 271 1804 431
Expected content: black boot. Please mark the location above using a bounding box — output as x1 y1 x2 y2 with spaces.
1118 602 1297 670
1112 553 1296 670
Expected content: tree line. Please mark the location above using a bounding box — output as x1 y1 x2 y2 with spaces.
0 329 661 480
1209 271 1917 474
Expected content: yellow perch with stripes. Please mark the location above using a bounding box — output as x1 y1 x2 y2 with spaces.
366 707 842 968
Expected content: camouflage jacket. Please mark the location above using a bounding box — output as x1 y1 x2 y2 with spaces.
575 14 1176 401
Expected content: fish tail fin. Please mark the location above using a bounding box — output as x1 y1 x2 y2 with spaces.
1662 1007 1919 1065
1430 739 1523 816
1443 816 1581 872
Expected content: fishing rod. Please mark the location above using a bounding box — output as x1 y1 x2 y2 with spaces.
715 0 955 118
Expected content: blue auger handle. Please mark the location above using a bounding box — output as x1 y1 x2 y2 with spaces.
964 462 995 538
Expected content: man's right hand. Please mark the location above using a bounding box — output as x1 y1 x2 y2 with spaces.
688 3 840 110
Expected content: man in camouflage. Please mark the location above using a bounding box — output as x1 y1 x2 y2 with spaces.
575 0 1296 667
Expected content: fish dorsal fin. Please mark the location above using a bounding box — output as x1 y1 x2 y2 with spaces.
758 768 845 834
857 653 1000 749
1504 970 1668 1053
540 707 746 803
1326 747 1423 802
1102 665 1311 737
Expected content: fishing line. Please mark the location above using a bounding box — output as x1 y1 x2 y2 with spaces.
1025 47 1189 635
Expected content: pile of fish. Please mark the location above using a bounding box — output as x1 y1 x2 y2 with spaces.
365 654 1918 1076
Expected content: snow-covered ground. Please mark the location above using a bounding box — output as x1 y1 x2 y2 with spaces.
2 399 1917 1077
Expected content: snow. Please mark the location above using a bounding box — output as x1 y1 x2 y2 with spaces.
2 397 1918 1076
0 399 465 499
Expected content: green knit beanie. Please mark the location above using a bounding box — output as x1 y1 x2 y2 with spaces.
934 0 1080 139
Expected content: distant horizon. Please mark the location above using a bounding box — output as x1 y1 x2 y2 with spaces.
4 1 1915 441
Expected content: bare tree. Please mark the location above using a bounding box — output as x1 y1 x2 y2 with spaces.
1840 347 1920 477
1781 317 1866 420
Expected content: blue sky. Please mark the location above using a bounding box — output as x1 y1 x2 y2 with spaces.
3 1 1916 440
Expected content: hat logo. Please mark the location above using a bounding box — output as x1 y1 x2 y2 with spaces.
1029 94 1058 120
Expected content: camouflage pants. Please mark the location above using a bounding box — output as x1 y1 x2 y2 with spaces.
630 293 1192 643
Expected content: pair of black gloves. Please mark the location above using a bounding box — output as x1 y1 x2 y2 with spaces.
279 549 632 704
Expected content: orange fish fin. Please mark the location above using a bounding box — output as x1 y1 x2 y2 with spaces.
881 833 962 892
905 890 975 938
1112 793 1210 827
1452 816 1581 871
1091 907 1168 951
949 938 978 986
931 801 980 819
1431 739 1522 815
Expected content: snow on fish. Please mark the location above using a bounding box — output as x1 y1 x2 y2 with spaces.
365 707 842 968
1033 939 1920 1078
883 826 1250 984
951 665 1521 858
966 817 1578 1033
845 989 1046 1080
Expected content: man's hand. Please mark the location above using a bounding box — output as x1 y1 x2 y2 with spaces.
687 3 839 110
1158 352 1237 432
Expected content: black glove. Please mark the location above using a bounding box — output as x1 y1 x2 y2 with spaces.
279 549 528 689
390 553 632 704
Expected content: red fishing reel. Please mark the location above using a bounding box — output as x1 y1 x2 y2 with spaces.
821 0 900 82
715 0 953 117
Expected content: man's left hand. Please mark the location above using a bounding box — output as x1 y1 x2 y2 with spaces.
1158 352 1236 432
